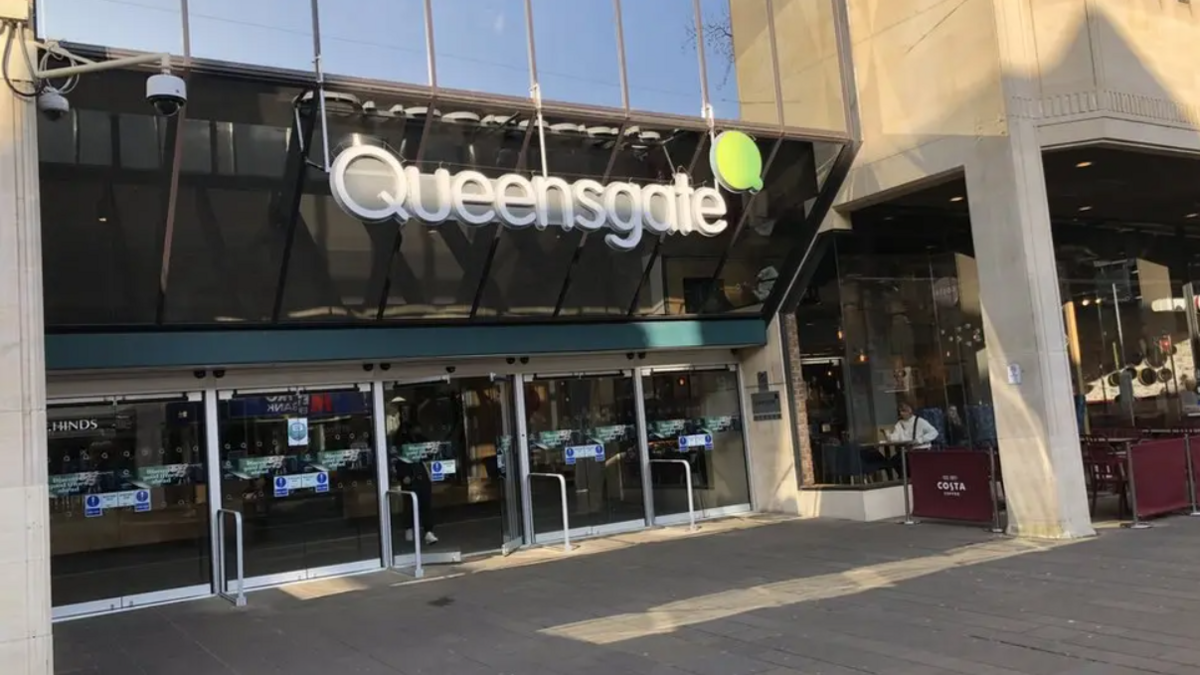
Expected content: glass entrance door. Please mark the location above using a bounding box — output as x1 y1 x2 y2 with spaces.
644 368 750 519
384 376 521 562
523 373 645 542
216 387 380 585
48 394 210 618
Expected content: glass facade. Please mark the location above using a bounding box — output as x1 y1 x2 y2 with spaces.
37 1 849 129
37 64 841 328
794 219 996 487
48 367 754 614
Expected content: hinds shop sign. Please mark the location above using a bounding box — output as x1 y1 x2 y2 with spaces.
907 449 994 522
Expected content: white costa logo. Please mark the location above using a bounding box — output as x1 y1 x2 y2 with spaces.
329 143 729 251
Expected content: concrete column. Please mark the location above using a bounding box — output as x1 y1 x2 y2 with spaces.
0 11 53 673
738 316 802 514
960 1 1092 539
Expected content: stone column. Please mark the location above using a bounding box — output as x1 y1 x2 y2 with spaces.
961 0 1092 539
739 316 803 514
0 7 53 672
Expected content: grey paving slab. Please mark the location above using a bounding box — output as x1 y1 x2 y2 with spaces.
52 515 1200 674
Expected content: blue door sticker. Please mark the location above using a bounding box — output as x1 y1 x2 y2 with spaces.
274 475 289 497
314 471 329 493
134 489 151 512
565 447 576 466
84 494 102 518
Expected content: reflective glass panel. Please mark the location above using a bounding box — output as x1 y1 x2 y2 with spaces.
706 139 828 314
701 0 779 125
188 0 316 72
49 398 209 608
38 68 168 326
164 74 302 324
557 124 704 317
375 106 528 320
524 375 644 537
530 0 623 109
319 0 430 85
431 0 531 98
645 369 749 511
37 0 185 54
384 377 520 558
774 0 847 132
217 390 380 579
620 0 704 117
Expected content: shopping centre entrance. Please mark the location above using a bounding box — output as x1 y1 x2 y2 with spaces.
46 362 753 619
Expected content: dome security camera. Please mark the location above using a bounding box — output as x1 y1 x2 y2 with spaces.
37 88 69 121
146 73 187 117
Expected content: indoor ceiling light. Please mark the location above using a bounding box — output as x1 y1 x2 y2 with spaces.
1078 205 1093 212
1075 161 1093 168
949 196 964 203
1187 213 1199 219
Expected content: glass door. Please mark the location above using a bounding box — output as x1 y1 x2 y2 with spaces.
644 368 750 520
384 376 522 563
523 373 645 543
48 394 210 618
216 386 381 585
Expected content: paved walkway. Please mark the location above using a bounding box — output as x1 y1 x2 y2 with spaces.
55 514 1200 674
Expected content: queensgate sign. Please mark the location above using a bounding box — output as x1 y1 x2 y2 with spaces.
328 130 764 252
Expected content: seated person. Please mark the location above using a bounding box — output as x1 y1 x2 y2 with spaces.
886 402 939 449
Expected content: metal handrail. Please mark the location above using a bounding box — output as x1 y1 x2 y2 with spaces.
215 508 246 607
387 489 424 578
650 459 697 531
529 472 570 553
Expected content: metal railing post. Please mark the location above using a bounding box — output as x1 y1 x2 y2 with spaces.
388 490 424 578
1124 441 1151 529
987 444 1003 534
529 472 570 553
1185 432 1200 517
215 508 246 607
900 444 916 525
650 459 696 531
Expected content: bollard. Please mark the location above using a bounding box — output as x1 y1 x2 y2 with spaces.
900 444 917 526
986 444 1003 534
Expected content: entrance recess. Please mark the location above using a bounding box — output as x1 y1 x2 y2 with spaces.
49 393 210 619
216 385 381 586
523 372 645 542
644 368 751 521
384 376 522 564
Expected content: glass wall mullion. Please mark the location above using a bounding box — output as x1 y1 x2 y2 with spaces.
370 381 392 567
633 367 654 524
514 373 535 545
203 388 223 595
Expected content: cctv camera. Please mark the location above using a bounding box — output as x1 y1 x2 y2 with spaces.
519 357 529 365
192 369 206 380
362 363 374 372
37 88 69 121
146 73 187 117
380 363 391 371
506 357 516 365
212 368 226 378
445 366 456 374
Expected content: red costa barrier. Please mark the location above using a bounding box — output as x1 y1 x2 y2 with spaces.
907 450 994 523
1129 437 1189 519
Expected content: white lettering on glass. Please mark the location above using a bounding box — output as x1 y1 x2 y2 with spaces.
329 144 729 251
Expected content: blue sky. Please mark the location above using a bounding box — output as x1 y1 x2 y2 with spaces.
36 0 742 118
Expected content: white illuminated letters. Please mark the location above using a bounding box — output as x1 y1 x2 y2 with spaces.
329 144 729 251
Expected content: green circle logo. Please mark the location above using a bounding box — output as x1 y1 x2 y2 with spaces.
710 130 763 193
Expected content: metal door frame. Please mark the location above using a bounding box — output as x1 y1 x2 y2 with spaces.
213 381 383 589
48 391 212 621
